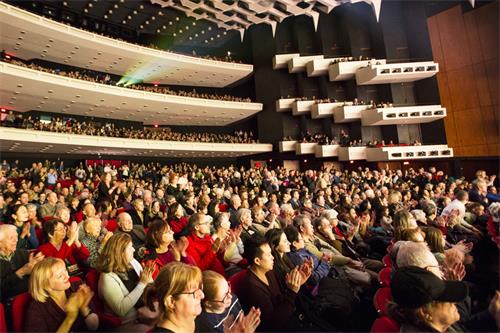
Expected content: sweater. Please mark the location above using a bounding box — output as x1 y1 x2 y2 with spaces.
0 249 30 301
186 233 225 275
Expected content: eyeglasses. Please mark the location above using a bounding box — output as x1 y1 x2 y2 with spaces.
176 285 204 299
208 282 232 303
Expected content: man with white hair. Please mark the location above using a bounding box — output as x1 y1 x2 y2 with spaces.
115 212 146 253
396 241 444 279
0 224 44 301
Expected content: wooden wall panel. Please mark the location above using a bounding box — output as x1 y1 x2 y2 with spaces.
427 2 499 158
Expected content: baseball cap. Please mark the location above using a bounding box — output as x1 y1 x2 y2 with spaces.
391 266 468 308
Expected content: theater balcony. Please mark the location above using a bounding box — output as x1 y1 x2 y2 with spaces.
275 98 296 112
0 2 253 87
0 127 273 158
0 62 262 126
306 58 342 77
338 147 368 161
272 53 300 69
366 145 454 161
333 105 372 123
355 61 439 85
311 102 351 119
295 143 316 155
314 144 340 158
288 55 325 73
292 100 316 116
361 105 447 126
278 140 297 152
329 59 387 81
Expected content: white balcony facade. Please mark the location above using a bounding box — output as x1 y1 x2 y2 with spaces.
306 58 342 77
279 140 297 152
288 55 325 73
329 59 386 81
272 53 300 69
0 2 253 87
333 105 372 123
0 62 262 126
355 61 439 85
276 98 296 112
292 100 316 116
0 127 273 158
338 147 368 161
361 105 446 126
366 145 453 161
295 143 317 155
311 102 350 119
314 144 340 158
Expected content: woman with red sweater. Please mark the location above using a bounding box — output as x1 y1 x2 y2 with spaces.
38 219 90 275
167 203 189 236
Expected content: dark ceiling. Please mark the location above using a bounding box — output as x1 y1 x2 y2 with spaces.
6 0 242 58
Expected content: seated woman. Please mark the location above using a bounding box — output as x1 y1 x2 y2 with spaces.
212 213 245 277
167 203 189 236
11 204 38 250
96 233 155 326
79 217 113 268
38 219 90 276
25 257 99 332
389 266 468 333
147 201 164 221
142 219 194 278
144 261 261 333
196 270 260 333
238 234 311 332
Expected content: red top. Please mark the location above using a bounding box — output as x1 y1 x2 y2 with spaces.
38 241 90 267
168 216 189 235
186 233 225 275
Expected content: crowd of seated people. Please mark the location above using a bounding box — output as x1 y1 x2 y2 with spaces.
0 112 257 144
0 159 498 332
1 56 252 103
280 95 395 109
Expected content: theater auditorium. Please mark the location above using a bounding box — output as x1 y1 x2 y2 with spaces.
0 0 498 332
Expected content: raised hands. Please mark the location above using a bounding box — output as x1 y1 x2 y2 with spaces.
171 236 189 261
223 307 261 333
444 262 466 281
17 251 45 277
139 262 155 284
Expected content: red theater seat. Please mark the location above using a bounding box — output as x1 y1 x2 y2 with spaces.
11 292 32 332
373 287 392 315
371 316 400 333
378 267 392 287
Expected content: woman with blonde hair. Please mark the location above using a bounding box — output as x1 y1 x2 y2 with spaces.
144 262 204 333
25 257 99 332
393 209 419 241
96 233 155 326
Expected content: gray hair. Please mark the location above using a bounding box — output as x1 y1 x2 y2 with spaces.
396 241 438 269
0 224 17 242
237 208 251 221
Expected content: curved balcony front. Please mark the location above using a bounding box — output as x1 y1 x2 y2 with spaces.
0 127 273 158
0 2 253 87
0 62 263 126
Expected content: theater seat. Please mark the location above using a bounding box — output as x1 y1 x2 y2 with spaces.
0 303 7 333
382 254 392 267
370 316 400 333
378 267 392 287
228 269 247 298
86 269 122 330
373 287 392 315
11 292 32 332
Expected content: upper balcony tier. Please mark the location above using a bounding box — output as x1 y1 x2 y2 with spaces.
355 61 439 85
0 2 253 88
328 59 387 81
0 62 263 126
361 105 447 126
0 127 272 158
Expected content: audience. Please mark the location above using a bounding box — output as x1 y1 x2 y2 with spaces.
2 56 252 102
1 111 257 144
0 160 498 332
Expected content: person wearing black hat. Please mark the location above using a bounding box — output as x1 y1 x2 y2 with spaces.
389 266 468 333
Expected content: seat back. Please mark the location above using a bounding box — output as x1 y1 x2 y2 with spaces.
228 269 247 298
371 316 400 333
382 254 392 267
378 267 392 287
0 303 7 333
85 269 122 329
11 292 32 332
373 287 392 315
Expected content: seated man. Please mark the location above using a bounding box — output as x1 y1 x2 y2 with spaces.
186 213 225 275
114 212 146 258
0 224 44 302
